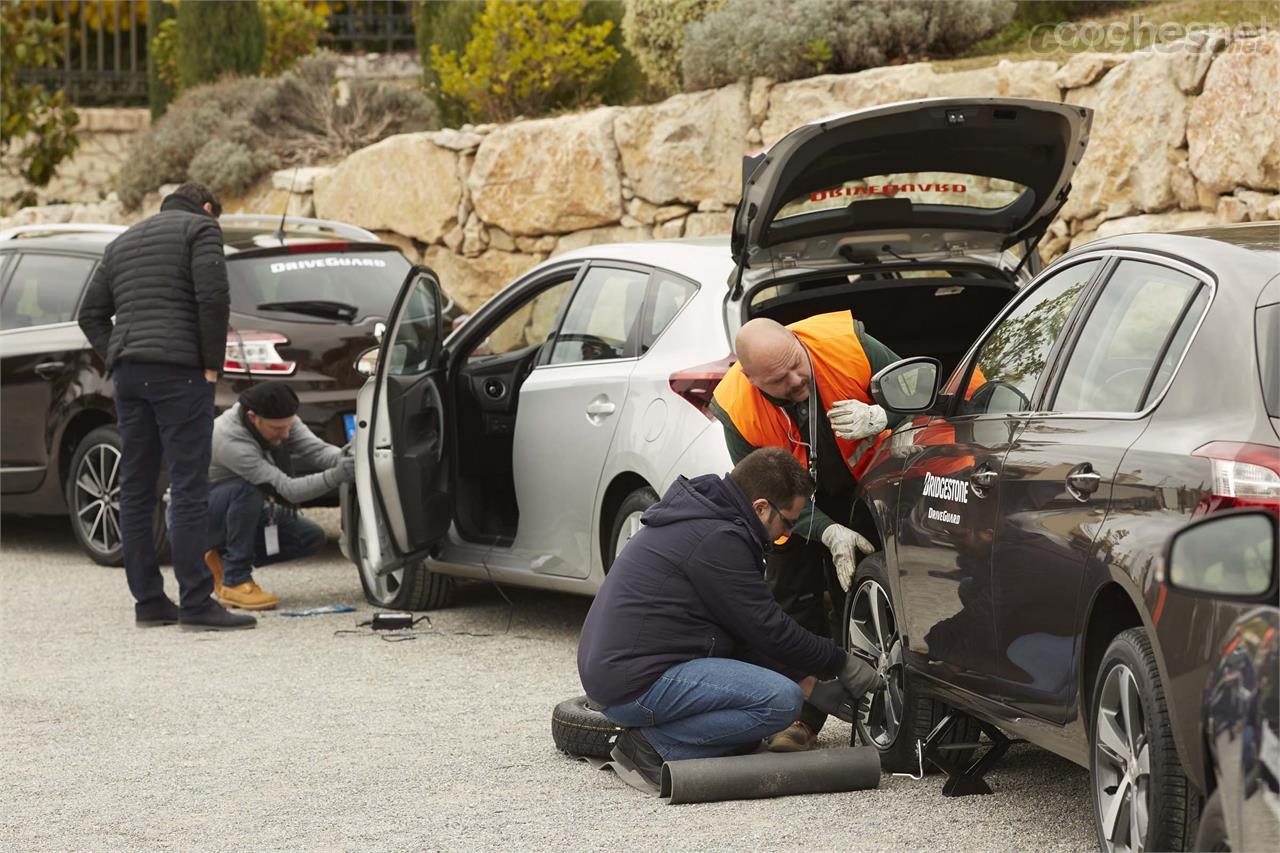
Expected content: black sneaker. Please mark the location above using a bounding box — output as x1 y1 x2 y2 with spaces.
135 597 180 628
179 602 257 632
613 727 664 787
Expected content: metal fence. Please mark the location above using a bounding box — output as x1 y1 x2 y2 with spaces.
12 0 151 105
326 0 417 55
10 0 420 107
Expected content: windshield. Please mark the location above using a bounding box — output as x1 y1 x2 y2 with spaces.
775 172 1029 221
228 249 411 322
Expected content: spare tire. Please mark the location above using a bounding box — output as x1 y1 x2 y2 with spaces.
551 695 621 759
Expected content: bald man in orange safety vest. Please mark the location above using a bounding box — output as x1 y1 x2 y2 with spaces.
710 311 902 752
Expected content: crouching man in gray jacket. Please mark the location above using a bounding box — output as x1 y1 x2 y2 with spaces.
204 381 355 610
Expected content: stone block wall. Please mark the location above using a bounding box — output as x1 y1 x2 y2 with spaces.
4 32 1276 312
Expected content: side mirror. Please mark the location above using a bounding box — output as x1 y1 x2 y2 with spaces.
870 357 940 414
354 346 380 377
1165 509 1277 598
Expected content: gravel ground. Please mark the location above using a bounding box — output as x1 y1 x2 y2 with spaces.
1 509 1096 851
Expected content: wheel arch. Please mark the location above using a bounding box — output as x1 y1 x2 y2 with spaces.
57 406 116 491
597 471 654 568
1079 581 1143 736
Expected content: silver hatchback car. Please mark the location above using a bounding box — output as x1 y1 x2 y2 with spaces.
343 96 1091 609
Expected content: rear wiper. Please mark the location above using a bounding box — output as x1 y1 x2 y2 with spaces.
256 300 358 322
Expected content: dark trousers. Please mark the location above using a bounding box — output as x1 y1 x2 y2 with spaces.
206 478 326 586
764 495 852 732
112 361 216 616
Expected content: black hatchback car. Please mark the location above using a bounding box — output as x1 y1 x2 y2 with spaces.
845 223 1279 851
0 215 418 565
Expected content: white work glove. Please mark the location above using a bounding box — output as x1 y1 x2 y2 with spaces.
821 523 875 592
827 399 888 441
325 455 356 487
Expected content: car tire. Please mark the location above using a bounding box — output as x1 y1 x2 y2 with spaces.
551 695 621 759
1089 627 1197 852
1193 790 1230 851
350 499 453 611
66 425 167 567
604 485 658 573
844 551 980 774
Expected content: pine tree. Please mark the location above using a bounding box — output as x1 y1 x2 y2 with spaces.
176 0 265 90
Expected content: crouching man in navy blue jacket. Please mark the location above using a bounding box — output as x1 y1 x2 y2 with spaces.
577 447 878 788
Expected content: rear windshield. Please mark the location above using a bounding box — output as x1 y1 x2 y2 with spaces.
227 248 411 322
776 172 1028 221
1258 303 1280 417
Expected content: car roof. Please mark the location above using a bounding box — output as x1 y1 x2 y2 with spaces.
552 236 735 284
0 232 118 253
1057 223 1279 283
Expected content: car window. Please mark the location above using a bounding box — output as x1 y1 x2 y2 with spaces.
226 249 411 322
384 273 438 376
549 266 648 365
471 278 575 358
1051 261 1203 414
960 260 1098 415
0 253 96 330
642 271 697 353
1255 303 1279 418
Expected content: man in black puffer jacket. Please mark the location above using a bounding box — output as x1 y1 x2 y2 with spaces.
79 182 254 632
577 447 878 789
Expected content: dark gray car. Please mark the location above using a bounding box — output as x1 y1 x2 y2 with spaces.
851 222 1279 851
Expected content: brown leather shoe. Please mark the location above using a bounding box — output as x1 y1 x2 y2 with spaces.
204 549 224 598
765 721 816 752
219 580 279 611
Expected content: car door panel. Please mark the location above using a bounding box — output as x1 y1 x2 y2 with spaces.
510 264 650 579
360 267 449 570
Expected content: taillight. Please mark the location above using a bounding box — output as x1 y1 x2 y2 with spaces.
224 331 297 376
669 356 735 419
1191 441 1280 511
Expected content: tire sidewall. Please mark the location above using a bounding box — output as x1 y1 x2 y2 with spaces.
1089 628 1190 853
349 498 450 610
605 486 657 573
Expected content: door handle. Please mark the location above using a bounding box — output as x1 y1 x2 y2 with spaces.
970 468 999 491
1066 465 1102 501
585 401 616 417
34 361 65 380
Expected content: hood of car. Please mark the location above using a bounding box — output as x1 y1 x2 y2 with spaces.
730 97 1092 283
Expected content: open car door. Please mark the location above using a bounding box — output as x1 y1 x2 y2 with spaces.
355 266 451 574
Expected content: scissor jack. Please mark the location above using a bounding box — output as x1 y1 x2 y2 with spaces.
893 710 1024 797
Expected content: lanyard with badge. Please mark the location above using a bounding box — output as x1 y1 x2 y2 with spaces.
264 497 281 557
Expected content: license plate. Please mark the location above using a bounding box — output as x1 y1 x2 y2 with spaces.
343 413 357 441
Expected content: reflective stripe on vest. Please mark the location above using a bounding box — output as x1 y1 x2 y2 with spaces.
713 312 889 480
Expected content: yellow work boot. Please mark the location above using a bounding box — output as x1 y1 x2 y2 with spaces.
218 580 279 611
203 550 224 598
765 721 816 752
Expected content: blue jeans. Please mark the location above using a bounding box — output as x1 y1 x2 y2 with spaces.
205 478 326 586
113 361 216 616
602 658 804 761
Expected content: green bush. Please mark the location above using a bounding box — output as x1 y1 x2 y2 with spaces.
260 0 328 77
187 138 279 198
412 0 482 127
1 3 80 206
146 0 178 118
175 0 266 90
582 1 646 106
431 0 620 123
621 0 722 97
682 0 1016 90
118 53 437 210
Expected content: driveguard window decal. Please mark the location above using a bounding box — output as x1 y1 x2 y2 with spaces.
269 257 388 274
809 182 969 202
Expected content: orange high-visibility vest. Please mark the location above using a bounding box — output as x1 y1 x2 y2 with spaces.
713 312 889 481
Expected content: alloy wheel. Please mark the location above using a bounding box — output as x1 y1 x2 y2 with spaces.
72 442 122 556
613 510 645 560
848 578 905 749
1094 663 1152 853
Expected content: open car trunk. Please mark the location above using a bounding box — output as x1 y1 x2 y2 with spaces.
747 266 1018 382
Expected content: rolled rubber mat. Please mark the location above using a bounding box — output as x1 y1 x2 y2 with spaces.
658 746 881 804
